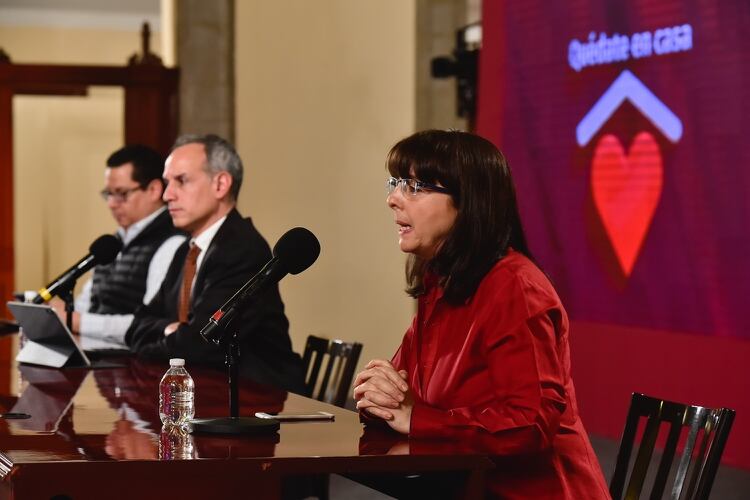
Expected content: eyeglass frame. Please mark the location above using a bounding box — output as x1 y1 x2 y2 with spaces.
99 186 144 203
386 177 452 196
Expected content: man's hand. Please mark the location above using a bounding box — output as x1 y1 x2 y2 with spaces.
164 322 180 336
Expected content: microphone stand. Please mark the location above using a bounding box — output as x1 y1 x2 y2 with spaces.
60 287 75 334
191 310 280 435
227 331 241 419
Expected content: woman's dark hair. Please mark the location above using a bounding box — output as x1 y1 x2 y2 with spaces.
387 129 532 304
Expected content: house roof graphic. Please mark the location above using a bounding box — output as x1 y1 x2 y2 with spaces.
576 69 683 147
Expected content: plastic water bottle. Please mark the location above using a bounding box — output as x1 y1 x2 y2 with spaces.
159 358 195 428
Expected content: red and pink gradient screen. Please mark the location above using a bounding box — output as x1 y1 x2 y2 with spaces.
477 0 750 468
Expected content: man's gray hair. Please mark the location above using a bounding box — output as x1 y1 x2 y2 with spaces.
172 134 243 200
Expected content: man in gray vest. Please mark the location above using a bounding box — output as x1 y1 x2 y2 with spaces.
51 145 185 347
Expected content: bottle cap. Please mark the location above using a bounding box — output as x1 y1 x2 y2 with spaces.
169 358 185 367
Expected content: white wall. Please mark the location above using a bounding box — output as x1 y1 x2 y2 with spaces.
234 1 417 367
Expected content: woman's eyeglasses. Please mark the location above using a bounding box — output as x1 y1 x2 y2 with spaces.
386 177 451 196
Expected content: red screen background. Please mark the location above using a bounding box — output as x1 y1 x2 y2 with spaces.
477 0 750 469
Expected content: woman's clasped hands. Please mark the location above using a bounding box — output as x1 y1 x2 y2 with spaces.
353 359 413 435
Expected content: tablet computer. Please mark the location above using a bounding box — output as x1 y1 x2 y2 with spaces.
7 301 126 369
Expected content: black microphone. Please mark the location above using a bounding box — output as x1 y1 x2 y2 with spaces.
200 227 321 344
32 234 122 304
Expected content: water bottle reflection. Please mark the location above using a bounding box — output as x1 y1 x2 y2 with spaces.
159 425 196 460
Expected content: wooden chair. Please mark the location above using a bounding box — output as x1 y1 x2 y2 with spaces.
302 335 363 408
610 392 735 500
301 335 329 399
296 336 363 500
316 339 363 408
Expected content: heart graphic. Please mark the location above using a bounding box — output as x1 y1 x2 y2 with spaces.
591 132 663 276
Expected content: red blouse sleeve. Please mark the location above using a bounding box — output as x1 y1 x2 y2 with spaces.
409 276 569 456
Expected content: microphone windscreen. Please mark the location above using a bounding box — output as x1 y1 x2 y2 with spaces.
89 234 123 264
273 227 321 275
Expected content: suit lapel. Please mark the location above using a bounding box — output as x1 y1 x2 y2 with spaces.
192 209 240 296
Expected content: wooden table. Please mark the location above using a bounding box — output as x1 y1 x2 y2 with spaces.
0 341 492 499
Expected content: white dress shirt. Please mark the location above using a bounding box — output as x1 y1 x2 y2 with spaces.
189 214 228 291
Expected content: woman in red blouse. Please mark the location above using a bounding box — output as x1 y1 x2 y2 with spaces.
353 130 611 499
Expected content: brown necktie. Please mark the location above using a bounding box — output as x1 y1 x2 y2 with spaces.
178 243 201 323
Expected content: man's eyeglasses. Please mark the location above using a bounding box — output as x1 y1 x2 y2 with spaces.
386 177 451 196
100 186 143 203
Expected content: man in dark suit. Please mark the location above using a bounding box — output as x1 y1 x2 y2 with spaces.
126 134 304 392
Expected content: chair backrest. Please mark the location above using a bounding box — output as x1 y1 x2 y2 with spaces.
302 335 330 398
315 339 363 408
610 392 735 500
